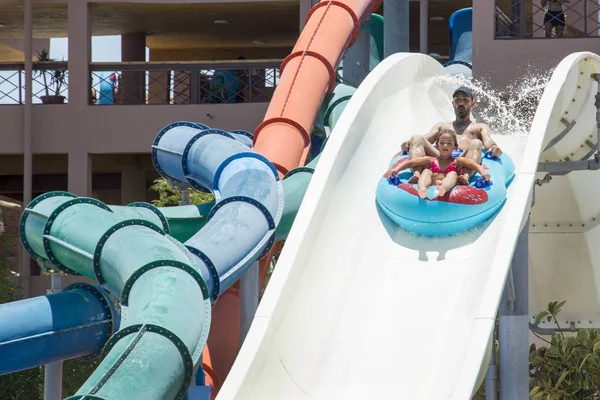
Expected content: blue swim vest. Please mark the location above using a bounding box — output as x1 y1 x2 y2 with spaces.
375 150 516 236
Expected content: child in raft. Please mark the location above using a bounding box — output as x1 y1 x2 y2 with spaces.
387 130 491 199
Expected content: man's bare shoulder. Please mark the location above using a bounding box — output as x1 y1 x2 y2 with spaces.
474 121 492 132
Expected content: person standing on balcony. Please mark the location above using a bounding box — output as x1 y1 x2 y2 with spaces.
542 0 569 38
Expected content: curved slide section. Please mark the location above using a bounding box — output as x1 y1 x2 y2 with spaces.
216 51 591 398
529 54 600 332
0 282 119 375
16 126 283 400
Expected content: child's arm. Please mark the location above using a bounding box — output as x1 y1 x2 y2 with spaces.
455 158 491 180
389 157 434 174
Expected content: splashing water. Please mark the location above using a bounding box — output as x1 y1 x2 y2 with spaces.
439 67 552 136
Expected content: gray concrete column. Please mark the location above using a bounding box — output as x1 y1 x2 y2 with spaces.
67 0 91 107
20 0 33 299
420 0 428 54
499 219 530 400
384 0 410 57
121 169 147 204
240 261 259 347
121 32 146 104
343 27 370 87
43 275 63 400
68 152 91 197
299 0 311 32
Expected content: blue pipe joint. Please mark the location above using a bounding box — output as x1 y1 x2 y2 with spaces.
152 122 220 190
0 282 119 375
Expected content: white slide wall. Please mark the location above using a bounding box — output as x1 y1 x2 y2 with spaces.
217 52 600 399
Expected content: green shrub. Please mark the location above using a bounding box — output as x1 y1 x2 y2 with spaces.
149 177 214 207
529 301 600 399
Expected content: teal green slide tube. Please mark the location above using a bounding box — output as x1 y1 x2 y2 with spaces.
109 202 214 243
20 191 213 400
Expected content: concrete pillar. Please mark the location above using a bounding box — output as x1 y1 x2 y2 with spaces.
299 0 311 32
121 169 146 205
343 28 370 87
67 0 91 107
68 152 91 197
420 0 428 54
121 32 146 104
384 0 410 57
43 275 63 400
499 219 530 400
20 0 33 298
239 261 259 347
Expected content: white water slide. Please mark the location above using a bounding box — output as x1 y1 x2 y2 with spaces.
216 52 600 399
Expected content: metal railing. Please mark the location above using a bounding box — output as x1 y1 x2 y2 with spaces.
89 60 281 105
0 62 69 104
495 0 600 39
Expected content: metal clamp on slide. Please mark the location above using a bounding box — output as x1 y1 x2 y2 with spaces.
63 282 119 360
306 1 360 47
185 246 220 303
126 201 171 234
42 198 113 275
323 94 353 125
212 151 280 192
93 219 166 285
253 117 311 160
19 191 77 263
206 195 278 260
120 259 210 306
89 324 194 400
151 121 209 182
284 166 315 180
181 128 235 192
206 196 276 231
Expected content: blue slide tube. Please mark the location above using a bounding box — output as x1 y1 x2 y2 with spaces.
0 282 119 375
152 123 283 302
444 7 473 77
448 7 472 62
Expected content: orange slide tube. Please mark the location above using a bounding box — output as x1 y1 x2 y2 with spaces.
204 0 382 394
253 0 382 176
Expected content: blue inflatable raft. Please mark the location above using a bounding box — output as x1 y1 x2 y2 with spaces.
375 150 516 236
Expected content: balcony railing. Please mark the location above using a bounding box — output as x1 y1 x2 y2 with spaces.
0 62 69 104
89 60 281 105
495 0 600 39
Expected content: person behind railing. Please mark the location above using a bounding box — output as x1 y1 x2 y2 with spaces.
97 72 117 105
209 68 238 103
541 0 569 37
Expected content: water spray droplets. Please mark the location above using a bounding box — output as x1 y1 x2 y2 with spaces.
437 68 552 136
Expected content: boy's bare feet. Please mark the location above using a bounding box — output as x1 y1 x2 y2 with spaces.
418 187 428 199
457 173 470 185
408 170 421 184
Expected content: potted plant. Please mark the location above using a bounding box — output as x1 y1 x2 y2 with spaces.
35 49 66 104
